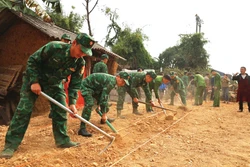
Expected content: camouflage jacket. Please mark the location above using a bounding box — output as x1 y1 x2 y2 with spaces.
129 72 152 100
81 73 116 113
25 41 85 105
170 76 185 92
92 61 108 73
194 74 206 87
149 76 162 99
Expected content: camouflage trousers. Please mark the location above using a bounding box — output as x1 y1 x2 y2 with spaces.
116 86 138 111
170 90 186 105
194 86 205 105
4 75 70 150
213 88 220 107
80 91 109 129
145 90 153 111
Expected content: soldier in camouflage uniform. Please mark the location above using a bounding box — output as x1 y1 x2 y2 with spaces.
146 75 171 112
0 33 96 159
116 71 157 118
169 71 187 105
61 34 71 44
92 54 109 73
193 72 206 105
211 69 222 107
78 71 129 137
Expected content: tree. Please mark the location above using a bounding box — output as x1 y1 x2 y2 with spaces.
103 7 121 47
159 33 209 70
82 0 99 36
111 27 154 69
46 6 84 33
178 33 209 69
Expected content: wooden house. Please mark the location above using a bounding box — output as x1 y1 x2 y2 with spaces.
0 8 125 125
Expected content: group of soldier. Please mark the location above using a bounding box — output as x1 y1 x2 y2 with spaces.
0 32 245 159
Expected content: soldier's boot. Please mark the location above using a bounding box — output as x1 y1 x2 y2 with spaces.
133 108 143 115
78 128 92 137
0 148 15 159
100 117 116 124
117 110 126 119
57 141 80 148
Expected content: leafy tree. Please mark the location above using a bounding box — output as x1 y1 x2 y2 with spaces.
159 33 209 70
46 6 84 33
111 27 154 69
178 33 209 69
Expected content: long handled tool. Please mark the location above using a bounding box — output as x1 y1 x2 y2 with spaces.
138 101 177 113
159 102 167 116
96 109 117 133
40 91 115 154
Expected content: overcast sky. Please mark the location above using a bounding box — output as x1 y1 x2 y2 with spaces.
39 0 250 74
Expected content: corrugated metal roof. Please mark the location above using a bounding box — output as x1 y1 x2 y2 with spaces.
0 8 126 61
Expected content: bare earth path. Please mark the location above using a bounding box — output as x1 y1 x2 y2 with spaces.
1 100 250 167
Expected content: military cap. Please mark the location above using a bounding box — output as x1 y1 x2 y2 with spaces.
75 33 96 56
101 54 109 60
118 71 130 85
61 34 71 41
169 71 176 76
146 71 157 79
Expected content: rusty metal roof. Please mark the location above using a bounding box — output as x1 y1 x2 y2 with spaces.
0 8 126 61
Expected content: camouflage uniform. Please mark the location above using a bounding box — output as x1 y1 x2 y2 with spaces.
193 74 206 105
170 76 186 105
117 72 152 113
92 61 108 73
213 72 222 107
146 76 163 111
3 41 85 150
80 73 116 129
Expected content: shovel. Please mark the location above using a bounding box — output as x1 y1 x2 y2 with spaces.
40 91 115 154
138 100 177 113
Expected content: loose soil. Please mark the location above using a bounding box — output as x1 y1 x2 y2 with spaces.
1 99 250 167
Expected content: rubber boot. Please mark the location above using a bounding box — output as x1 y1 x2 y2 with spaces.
117 110 126 119
57 141 80 148
133 108 143 115
78 128 92 137
0 148 15 159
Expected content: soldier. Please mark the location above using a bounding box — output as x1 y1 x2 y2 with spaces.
92 54 109 73
211 69 222 107
116 71 157 118
169 71 186 105
181 71 189 89
78 72 129 137
146 75 171 112
0 33 96 159
61 34 71 44
193 72 206 105
203 73 210 102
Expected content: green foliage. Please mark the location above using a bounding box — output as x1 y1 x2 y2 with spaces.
159 33 209 70
104 8 154 69
46 6 84 33
42 0 61 13
111 27 154 69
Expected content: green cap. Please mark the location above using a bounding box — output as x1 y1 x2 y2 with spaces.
146 71 157 79
118 71 130 85
101 54 109 60
61 34 71 41
75 33 96 56
169 71 176 76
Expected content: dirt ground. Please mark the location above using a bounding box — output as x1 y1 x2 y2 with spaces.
1 98 250 167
